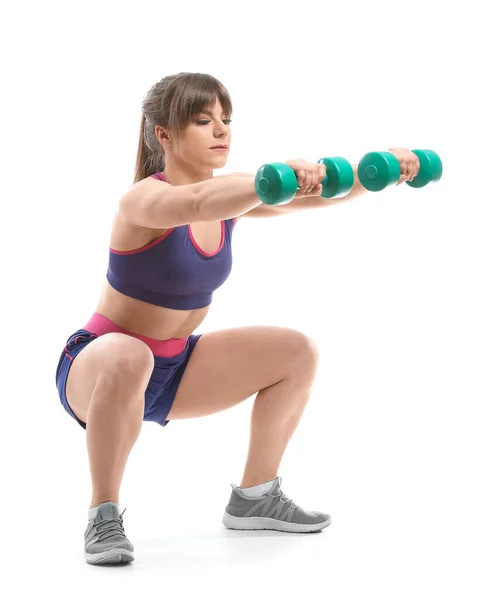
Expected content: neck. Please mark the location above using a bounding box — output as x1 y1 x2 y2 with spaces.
163 154 213 186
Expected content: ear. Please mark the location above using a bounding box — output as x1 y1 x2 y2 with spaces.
155 125 171 145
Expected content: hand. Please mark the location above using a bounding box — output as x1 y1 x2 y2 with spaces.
387 148 420 185
285 158 326 197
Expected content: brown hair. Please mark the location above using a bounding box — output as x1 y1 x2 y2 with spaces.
134 72 233 183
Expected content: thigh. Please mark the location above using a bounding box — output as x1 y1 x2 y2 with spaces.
65 332 155 424
167 326 318 420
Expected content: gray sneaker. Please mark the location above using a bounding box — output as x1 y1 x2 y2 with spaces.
84 502 135 564
222 476 332 533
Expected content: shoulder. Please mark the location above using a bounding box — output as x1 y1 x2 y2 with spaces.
134 173 170 190
123 174 171 201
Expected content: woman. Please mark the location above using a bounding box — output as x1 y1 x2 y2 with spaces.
55 72 420 565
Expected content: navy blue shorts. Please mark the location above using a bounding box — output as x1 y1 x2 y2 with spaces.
55 328 202 430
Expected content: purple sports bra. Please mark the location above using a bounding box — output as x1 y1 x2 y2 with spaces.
106 172 236 310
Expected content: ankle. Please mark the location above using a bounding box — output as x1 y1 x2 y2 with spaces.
90 499 119 510
239 476 277 489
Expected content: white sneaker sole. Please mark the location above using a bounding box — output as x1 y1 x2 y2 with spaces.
222 510 332 533
85 547 135 564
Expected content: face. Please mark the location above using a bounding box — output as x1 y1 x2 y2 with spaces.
159 97 232 170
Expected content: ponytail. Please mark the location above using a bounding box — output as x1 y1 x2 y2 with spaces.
133 113 165 184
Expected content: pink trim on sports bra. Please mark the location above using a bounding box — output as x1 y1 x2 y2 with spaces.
188 221 225 257
110 228 174 255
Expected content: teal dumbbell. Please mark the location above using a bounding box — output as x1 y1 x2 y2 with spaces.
358 149 443 192
255 157 354 206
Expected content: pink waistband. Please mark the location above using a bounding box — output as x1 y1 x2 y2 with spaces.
82 313 188 358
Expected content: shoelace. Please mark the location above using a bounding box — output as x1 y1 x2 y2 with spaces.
93 508 127 542
272 489 297 513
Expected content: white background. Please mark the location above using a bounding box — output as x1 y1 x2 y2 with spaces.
1 0 499 598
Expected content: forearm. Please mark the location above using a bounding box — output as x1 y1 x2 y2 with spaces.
196 175 262 221
224 165 368 210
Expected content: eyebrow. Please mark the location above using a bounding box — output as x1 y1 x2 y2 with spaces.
200 110 229 118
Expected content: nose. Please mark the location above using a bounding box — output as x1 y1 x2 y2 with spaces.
214 119 230 135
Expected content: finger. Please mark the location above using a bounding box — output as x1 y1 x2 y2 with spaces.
397 173 405 185
315 164 325 187
304 183 322 196
308 164 322 192
319 163 327 182
302 168 314 193
407 151 417 179
305 168 316 193
401 159 410 181
307 167 316 193
315 164 325 186
405 152 415 179
313 183 323 196
400 158 408 177
413 154 420 180
296 168 305 188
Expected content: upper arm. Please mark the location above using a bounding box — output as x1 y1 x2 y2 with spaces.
118 176 201 229
240 204 289 218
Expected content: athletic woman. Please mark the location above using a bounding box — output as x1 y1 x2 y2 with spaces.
55 72 420 565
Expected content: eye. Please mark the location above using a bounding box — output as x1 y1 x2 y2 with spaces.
196 119 232 125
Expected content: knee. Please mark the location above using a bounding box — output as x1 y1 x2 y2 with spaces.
289 330 320 371
100 338 155 388
303 335 320 371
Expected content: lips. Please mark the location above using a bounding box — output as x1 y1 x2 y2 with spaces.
210 145 227 149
